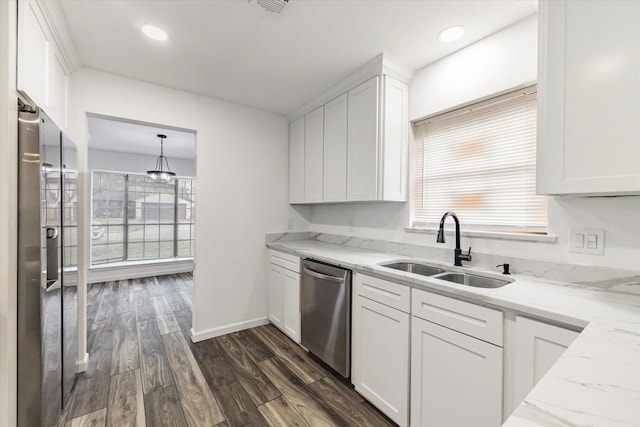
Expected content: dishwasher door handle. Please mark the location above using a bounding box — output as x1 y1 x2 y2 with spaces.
303 267 345 283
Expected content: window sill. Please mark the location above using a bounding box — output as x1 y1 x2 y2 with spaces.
90 257 194 271
405 227 557 243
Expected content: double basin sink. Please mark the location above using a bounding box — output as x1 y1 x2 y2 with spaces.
380 261 512 288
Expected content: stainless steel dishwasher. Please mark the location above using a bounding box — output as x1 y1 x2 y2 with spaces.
301 259 352 378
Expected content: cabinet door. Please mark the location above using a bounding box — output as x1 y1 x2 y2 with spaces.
411 316 503 427
512 316 578 414
537 0 640 195
347 76 379 201
18 0 50 108
304 106 324 202
48 49 68 130
288 116 305 203
381 76 408 201
352 295 409 427
282 270 300 343
268 264 284 329
323 93 348 202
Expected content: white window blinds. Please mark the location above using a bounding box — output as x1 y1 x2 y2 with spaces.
412 86 547 232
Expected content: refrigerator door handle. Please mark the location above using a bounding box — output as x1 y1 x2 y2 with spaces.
46 227 59 288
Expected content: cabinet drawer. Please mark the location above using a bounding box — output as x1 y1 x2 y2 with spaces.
269 250 300 273
412 288 503 346
354 273 410 313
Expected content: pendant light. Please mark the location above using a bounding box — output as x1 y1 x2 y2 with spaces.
147 134 176 182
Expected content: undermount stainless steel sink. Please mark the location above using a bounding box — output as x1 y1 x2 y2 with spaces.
380 261 513 288
382 262 446 277
436 272 512 288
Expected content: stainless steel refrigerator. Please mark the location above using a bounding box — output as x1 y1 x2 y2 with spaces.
17 96 78 427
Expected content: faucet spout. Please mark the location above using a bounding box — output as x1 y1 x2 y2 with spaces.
436 211 471 267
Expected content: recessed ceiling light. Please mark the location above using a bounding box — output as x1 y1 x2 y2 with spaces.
437 25 465 43
142 24 168 41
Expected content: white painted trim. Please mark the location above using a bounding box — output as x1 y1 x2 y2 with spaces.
190 317 269 343
286 53 414 121
75 352 89 373
0 1 18 426
88 259 194 284
405 227 557 243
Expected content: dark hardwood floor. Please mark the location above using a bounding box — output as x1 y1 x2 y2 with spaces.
61 273 396 427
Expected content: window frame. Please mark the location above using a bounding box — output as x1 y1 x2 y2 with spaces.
90 169 195 266
410 84 547 235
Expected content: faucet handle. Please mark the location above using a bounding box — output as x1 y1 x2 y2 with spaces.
460 246 472 261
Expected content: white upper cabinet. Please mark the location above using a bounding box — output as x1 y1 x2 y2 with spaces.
323 93 348 202
381 76 408 201
288 54 411 204
18 0 70 130
18 0 49 109
304 106 324 203
48 49 68 129
347 75 409 202
288 116 305 204
537 0 640 195
347 76 380 201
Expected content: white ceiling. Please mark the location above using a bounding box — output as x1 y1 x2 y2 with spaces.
59 0 537 116
87 115 196 159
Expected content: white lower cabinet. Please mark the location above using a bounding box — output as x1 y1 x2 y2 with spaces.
411 316 503 427
410 288 503 427
268 250 301 343
510 316 579 414
282 269 301 343
352 274 409 427
268 263 284 328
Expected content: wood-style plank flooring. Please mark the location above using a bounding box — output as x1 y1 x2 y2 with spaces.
61 273 396 427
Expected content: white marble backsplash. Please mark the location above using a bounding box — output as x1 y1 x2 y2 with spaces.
266 231 640 288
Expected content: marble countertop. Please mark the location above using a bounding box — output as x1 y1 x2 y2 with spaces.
267 239 640 427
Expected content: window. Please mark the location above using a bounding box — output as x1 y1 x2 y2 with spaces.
91 170 195 265
412 86 547 232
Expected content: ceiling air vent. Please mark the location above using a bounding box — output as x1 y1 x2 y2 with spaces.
256 0 289 14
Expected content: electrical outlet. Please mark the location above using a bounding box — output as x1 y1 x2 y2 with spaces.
348 217 355 232
569 228 605 255
287 218 294 229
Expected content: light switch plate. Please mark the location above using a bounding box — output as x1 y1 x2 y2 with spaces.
569 228 605 255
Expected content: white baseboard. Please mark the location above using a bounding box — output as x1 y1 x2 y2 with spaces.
190 317 269 343
75 352 89 373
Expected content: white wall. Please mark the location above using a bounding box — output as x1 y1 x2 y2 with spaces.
310 15 640 271
0 1 18 424
68 68 310 353
410 14 538 121
88 147 195 176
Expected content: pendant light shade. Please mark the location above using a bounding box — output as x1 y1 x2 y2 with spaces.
147 134 176 183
